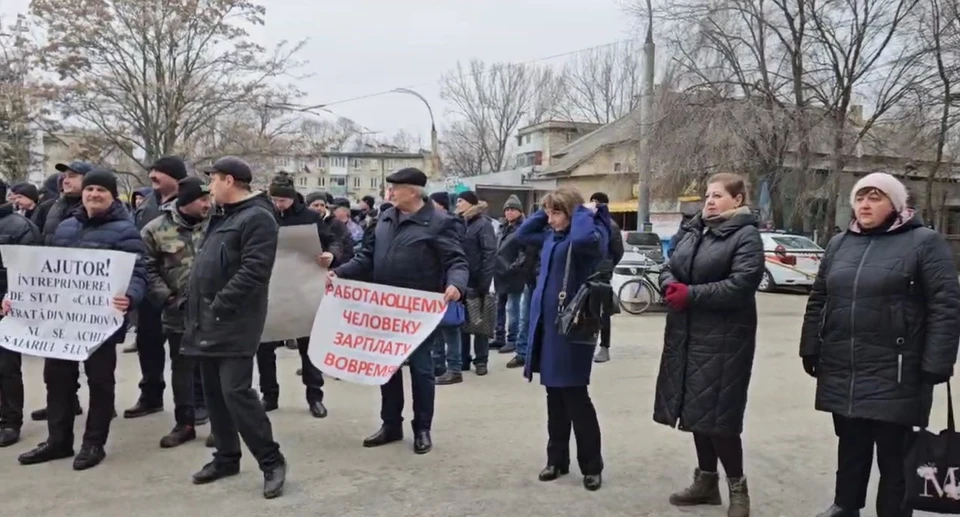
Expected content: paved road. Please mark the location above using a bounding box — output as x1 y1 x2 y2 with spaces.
0 293 949 516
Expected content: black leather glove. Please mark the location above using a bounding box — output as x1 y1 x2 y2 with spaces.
802 355 819 378
922 371 951 385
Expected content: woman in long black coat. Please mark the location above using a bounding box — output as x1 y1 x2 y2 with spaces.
800 172 960 517
653 173 763 517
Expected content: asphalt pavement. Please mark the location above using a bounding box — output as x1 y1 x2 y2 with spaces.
0 292 950 516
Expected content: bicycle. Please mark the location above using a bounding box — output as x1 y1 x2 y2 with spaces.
617 267 663 315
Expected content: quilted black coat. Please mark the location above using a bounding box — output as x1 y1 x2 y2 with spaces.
653 209 764 436
799 213 960 427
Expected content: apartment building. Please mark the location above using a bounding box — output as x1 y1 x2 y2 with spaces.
290 150 436 201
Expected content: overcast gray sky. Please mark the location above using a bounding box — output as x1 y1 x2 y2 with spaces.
1 0 640 146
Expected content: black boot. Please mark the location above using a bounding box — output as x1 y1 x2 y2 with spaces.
73 444 106 470
263 460 287 499
32 400 82 421
261 395 279 412
160 425 197 448
815 505 860 517
538 465 569 481
205 434 216 448
192 461 239 484
436 372 463 385
308 399 328 419
362 426 403 448
475 364 489 376
506 356 525 369
0 428 20 447
583 474 602 491
123 399 163 419
18 441 74 465
413 431 432 454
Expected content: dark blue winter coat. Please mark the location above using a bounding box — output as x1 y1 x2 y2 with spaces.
51 200 148 310
516 206 611 387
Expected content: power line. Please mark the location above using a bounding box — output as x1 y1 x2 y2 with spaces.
295 37 641 111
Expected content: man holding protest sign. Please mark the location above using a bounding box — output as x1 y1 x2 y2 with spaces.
16 168 147 471
0 182 41 448
30 161 91 423
141 177 211 448
329 167 468 455
184 156 286 499
260 172 340 419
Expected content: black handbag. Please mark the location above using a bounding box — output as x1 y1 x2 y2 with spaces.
463 293 495 336
904 383 960 513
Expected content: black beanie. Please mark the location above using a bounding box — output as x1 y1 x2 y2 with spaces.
304 191 326 206
150 156 188 181
324 192 335 204
332 197 350 209
11 183 39 204
458 190 479 206
81 168 119 199
268 172 297 199
177 177 209 207
429 192 450 211
379 202 393 212
361 195 376 209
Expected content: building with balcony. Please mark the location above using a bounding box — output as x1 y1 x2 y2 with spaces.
290 150 436 201
513 120 602 170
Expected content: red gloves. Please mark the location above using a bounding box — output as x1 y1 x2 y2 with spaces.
664 283 690 311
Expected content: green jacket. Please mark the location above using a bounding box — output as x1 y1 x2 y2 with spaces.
141 203 206 333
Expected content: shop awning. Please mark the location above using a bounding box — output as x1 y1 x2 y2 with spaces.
608 201 638 213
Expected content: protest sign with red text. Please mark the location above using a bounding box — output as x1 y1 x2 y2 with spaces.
308 278 447 385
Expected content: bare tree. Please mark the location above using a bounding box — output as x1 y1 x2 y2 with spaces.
561 40 642 124
30 0 305 167
439 121 485 177
440 59 562 173
806 0 922 242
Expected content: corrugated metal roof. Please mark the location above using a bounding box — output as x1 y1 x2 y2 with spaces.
539 109 643 176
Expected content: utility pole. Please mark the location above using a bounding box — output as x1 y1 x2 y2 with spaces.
636 0 655 232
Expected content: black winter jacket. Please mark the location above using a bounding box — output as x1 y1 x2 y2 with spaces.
42 195 82 244
0 203 40 297
278 195 343 267
800 212 960 427
494 217 527 295
653 208 764 436
335 201 469 296
51 201 148 310
134 190 171 230
459 202 497 295
325 212 354 264
30 198 54 235
183 192 278 357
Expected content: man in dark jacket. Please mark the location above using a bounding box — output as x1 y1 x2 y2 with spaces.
183 156 285 499
493 195 526 358
141 177 211 448
589 192 625 363
10 182 40 221
31 174 60 234
257 173 341 419
428 192 467 384
454 190 497 376
29 161 91 423
307 192 355 265
0 183 41 447
126 156 188 419
331 168 468 455
18 168 147 470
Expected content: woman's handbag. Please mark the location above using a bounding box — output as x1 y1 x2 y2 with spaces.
463 294 495 336
440 300 465 327
904 383 960 513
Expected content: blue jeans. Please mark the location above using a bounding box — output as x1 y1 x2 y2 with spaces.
497 292 522 345
382 331 436 432
432 325 462 374
517 285 532 359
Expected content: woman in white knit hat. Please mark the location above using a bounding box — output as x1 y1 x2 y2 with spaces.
800 172 960 517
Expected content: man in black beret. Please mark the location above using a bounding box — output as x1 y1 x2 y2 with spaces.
329 167 468 454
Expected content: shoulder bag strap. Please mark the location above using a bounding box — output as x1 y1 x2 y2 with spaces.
948 383 955 433
558 240 574 309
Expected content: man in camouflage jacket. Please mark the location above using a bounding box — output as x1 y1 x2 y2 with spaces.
141 177 211 448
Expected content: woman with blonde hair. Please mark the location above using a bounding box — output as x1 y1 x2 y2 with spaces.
512 187 612 491
654 172 764 517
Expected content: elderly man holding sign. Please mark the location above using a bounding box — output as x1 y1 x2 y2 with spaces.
7 168 147 471
327 167 468 455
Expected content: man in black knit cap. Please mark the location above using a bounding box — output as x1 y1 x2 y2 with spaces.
126 155 189 419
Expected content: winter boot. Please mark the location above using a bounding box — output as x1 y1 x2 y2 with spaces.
727 476 750 517
669 468 722 506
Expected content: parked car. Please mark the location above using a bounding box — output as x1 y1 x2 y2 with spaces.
758 232 824 292
623 231 664 264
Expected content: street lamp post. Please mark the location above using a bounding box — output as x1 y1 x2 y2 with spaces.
636 0 655 232
392 88 440 180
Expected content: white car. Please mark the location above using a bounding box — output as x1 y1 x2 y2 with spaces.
758 232 824 292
